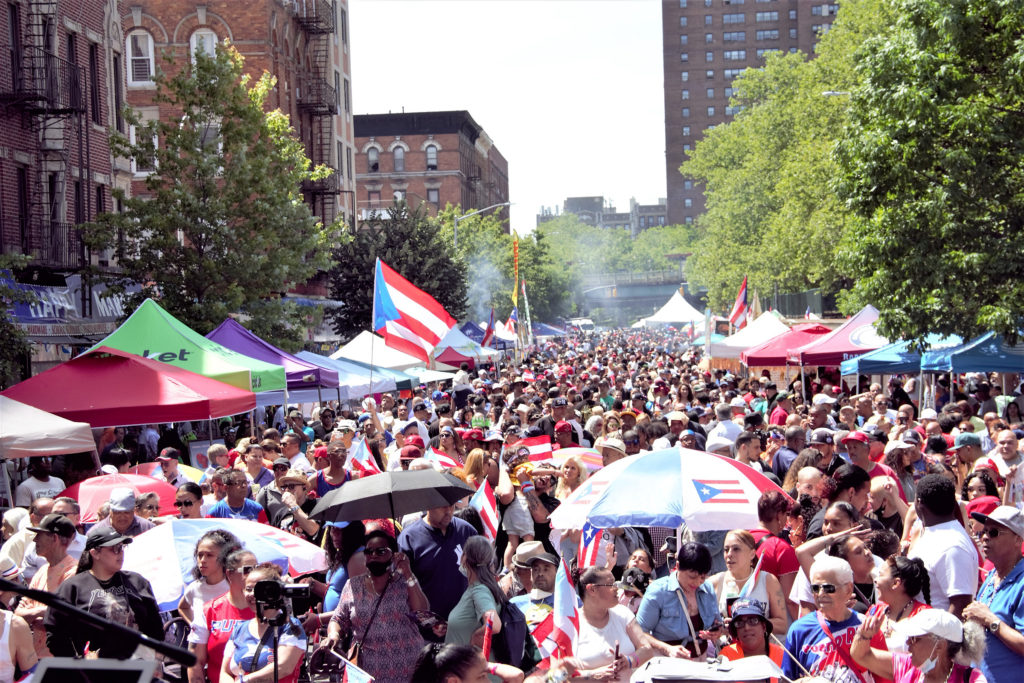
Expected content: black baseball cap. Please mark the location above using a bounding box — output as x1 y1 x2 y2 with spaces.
28 514 76 538
84 526 133 551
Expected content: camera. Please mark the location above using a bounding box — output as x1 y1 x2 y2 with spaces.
253 579 310 626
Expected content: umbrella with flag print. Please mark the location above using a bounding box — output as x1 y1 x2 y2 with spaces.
549 448 789 532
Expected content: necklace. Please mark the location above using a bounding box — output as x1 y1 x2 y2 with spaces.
893 599 912 622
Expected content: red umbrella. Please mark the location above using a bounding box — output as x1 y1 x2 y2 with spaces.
1 346 256 427
59 473 179 523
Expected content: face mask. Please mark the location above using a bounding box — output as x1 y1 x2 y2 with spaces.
918 640 940 675
529 588 552 601
366 561 391 577
458 563 468 578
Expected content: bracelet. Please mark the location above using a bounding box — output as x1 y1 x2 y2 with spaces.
487 663 500 675
406 576 418 587
521 482 535 493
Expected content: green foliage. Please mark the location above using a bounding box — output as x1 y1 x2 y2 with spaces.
835 0 1024 343
83 43 332 352
680 0 890 312
0 254 33 388
328 202 468 340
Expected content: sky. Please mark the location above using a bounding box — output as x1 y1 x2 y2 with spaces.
349 0 666 236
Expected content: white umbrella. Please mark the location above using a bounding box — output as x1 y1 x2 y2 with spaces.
0 396 96 459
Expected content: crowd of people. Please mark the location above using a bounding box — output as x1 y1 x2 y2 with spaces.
2 327 1024 683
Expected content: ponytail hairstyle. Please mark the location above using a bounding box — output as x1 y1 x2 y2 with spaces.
190 528 242 580
411 643 482 683
887 555 932 607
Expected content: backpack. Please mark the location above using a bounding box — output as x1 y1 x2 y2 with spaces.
492 600 528 668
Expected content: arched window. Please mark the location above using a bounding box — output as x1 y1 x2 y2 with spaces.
393 146 404 172
126 30 154 85
190 29 217 62
367 148 379 173
425 144 438 171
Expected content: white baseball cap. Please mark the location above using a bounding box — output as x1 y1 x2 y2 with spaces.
894 608 963 643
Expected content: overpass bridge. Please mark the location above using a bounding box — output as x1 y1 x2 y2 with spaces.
578 269 706 326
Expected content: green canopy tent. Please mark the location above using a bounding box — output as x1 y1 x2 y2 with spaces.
88 299 287 393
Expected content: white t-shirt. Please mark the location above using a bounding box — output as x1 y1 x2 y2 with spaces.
709 420 742 443
14 476 66 507
575 604 637 682
907 520 978 610
182 577 229 622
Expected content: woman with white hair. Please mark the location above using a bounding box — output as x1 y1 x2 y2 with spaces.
852 608 987 683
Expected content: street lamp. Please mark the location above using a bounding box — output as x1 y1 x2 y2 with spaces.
453 201 512 248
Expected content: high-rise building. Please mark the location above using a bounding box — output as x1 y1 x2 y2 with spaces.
122 0 355 228
354 110 509 227
536 196 667 236
662 0 838 225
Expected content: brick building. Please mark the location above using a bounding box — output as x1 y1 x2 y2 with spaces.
536 196 667 236
663 0 838 225
354 110 509 227
0 0 127 275
122 0 355 228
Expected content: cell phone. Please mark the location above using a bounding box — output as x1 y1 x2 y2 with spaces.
866 600 889 618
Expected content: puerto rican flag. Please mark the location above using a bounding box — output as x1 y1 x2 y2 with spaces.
482 307 496 348
469 479 500 541
728 275 749 329
692 478 749 505
372 258 456 363
738 553 764 599
577 521 604 568
426 448 460 469
532 559 579 662
506 306 519 334
344 438 382 476
522 369 536 383
513 435 553 462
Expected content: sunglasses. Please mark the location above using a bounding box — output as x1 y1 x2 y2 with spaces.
233 565 256 575
365 547 393 558
173 500 195 508
982 526 1007 539
810 583 838 594
906 634 937 646
273 465 289 471
280 483 304 491
732 616 764 629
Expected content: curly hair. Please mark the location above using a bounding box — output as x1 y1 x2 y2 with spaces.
961 469 999 501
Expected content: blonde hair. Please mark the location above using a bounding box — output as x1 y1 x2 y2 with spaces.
555 454 589 500
463 448 488 487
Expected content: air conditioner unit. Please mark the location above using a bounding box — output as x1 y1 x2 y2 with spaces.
427 164 437 171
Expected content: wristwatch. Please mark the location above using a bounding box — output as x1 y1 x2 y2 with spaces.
406 576 418 587
988 620 1001 633
289 504 299 513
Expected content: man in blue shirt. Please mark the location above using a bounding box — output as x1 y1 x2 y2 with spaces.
206 471 267 522
397 503 475 619
964 506 1024 683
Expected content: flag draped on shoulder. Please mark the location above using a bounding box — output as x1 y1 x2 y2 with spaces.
426 448 460 470
469 479 499 541
372 258 456 363
531 559 579 663
344 438 382 476
728 275 749 329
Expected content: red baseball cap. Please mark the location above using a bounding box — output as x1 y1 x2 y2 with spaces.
841 431 870 445
554 420 572 433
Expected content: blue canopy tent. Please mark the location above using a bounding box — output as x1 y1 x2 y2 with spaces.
921 332 1024 374
839 334 962 376
460 321 513 351
336 356 419 390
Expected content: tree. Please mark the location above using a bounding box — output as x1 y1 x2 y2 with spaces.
327 202 468 341
835 0 1024 343
436 204 514 323
83 43 331 351
0 255 34 388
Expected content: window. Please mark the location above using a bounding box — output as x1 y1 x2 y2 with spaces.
126 31 154 84
726 105 742 115
755 11 778 21
343 78 351 113
111 53 124 132
705 14 713 24
723 13 745 23
89 43 101 125
680 35 688 45
682 107 690 118
684 180 693 189
190 29 217 60
659 216 666 226
681 71 689 81
681 89 689 99
367 147 379 172
705 51 713 62
789 9 797 19
684 198 693 208
368 190 381 207
724 68 743 78
707 106 715 115
337 141 344 172
706 87 715 97
95 184 105 218
680 52 689 62
679 16 687 26
129 124 157 175
725 86 736 98
683 144 691 151
757 29 779 39
723 31 745 41
685 216 694 224
790 28 797 38
339 7 348 43
682 126 690 136
347 146 353 179
706 69 715 78
704 0 712 5
426 144 438 170
724 50 746 60
334 71 341 110
199 121 221 152
812 4 823 14
705 32 713 43
393 189 406 201
427 188 439 205
790 47 798 52
757 48 781 57
8 5 22 91
393 147 404 172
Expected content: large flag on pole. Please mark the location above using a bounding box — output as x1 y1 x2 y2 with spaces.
481 307 496 348
372 258 456 363
512 234 520 310
728 275 749 329
531 559 579 663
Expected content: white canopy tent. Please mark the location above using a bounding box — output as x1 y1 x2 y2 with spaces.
708 312 790 359
0 396 97 459
490 323 518 344
331 331 459 371
642 290 704 326
436 326 502 361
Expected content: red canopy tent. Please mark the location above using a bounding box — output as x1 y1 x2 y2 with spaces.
1 346 256 427
741 323 833 367
786 305 888 367
435 346 475 370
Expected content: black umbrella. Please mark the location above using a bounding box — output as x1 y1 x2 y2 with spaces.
309 469 476 523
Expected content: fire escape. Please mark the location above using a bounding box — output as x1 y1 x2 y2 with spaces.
0 0 87 270
290 0 337 226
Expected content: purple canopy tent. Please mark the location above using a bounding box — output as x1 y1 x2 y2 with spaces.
206 318 340 392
